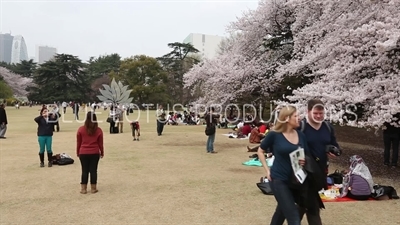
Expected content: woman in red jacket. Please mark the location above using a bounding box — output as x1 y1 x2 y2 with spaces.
77 111 104 194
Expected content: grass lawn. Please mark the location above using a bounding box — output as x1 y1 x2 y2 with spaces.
0 106 399 225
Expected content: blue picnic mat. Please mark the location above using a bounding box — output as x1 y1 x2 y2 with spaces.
242 157 274 167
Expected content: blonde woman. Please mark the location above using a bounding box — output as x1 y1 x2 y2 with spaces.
257 105 308 225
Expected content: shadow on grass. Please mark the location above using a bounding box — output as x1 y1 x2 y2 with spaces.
332 125 399 180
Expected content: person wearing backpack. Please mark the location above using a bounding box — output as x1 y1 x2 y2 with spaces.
298 99 340 225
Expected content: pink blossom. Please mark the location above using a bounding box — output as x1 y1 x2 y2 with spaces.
0 67 33 97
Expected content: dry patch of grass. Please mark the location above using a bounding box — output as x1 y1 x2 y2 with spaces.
0 107 399 225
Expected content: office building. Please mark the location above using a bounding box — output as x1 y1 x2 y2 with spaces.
36 46 57 64
0 33 14 63
183 33 224 59
11 35 29 64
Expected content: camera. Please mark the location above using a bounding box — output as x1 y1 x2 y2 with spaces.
326 145 342 156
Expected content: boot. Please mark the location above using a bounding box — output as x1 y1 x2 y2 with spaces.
47 153 53 167
90 184 98 193
39 153 45 167
80 184 87 194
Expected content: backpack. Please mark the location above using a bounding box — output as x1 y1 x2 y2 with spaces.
131 122 139 129
372 185 399 200
327 169 344 184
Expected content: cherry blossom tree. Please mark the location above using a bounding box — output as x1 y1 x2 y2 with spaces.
185 0 400 127
0 66 33 97
280 0 400 128
184 0 295 108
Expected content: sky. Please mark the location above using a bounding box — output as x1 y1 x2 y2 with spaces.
0 0 259 62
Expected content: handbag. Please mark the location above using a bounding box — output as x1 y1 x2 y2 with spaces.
257 177 273 195
106 117 113 123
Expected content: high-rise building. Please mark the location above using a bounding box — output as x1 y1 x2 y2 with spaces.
183 33 224 59
11 35 29 64
36 46 57 64
0 33 14 63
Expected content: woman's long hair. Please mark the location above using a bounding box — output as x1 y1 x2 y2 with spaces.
273 105 297 133
84 111 98 136
40 107 47 116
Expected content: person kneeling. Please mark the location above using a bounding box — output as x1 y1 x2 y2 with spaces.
340 155 374 200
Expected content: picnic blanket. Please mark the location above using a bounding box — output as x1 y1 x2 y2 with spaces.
222 133 249 139
319 186 376 202
321 196 376 202
242 158 274 167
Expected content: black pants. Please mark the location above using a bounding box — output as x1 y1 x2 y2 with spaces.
383 133 399 165
299 200 322 225
79 154 100 184
110 121 116 133
347 191 370 200
157 120 165 135
53 121 60 132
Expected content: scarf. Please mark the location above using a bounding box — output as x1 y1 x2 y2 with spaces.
340 155 374 197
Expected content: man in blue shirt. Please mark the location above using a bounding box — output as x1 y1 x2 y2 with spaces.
298 99 340 225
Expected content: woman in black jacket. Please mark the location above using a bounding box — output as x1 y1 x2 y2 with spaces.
34 108 56 167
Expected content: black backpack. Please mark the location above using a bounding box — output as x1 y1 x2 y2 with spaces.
328 170 344 184
57 157 74 165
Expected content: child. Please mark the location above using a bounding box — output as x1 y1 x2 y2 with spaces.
131 121 140 141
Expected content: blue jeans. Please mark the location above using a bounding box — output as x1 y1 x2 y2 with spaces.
269 179 300 225
206 133 215 152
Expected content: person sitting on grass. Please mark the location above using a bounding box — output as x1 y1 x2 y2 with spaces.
217 116 228 129
258 120 267 133
249 122 266 143
340 155 374 200
247 122 267 152
131 121 140 141
167 112 178 125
